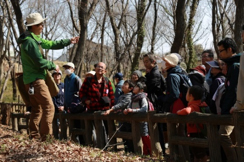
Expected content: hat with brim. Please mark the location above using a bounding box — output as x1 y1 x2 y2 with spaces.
26 13 47 27
63 62 75 69
163 53 179 67
206 61 220 69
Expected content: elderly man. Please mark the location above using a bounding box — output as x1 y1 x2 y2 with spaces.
17 13 79 141
79 62 114 146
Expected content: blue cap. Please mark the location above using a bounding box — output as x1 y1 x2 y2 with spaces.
114 73 123 80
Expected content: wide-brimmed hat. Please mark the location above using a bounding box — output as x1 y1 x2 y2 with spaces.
63 62 75 69
26 13 47 27
163 53 179 67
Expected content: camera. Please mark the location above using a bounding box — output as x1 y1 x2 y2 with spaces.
28 85 34 95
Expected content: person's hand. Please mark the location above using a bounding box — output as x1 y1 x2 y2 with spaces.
70 37 79 44
230 107 236 114
55 64 60 72
103 109 111 115
85 100 91 105
24 111 31 115
127 108 133 113
123 109 128 115
58 106 64 112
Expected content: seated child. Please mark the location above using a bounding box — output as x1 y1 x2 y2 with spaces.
103 80 135 153
177 85 208 162
123 82 151 156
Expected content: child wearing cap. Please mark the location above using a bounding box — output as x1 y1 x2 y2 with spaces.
177 86 208 162
206 60 225 114
113 73 124 104
123 82 151 156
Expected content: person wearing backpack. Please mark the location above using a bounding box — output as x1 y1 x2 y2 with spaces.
217 38 241 162
162 53 191 161
177 85 208 162
205 60 225 114
123 82 151 156
63 62 83 144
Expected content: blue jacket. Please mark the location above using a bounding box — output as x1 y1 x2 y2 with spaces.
163 66 183 112
64 73 82 108
220 53 241 114
52 82 64 113
114 80 124 104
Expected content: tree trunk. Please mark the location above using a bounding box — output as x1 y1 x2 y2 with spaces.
150 0 158 54
234 0 244 53
186 0 199 71
10 0 25 34
212 0 219 58
171 0 186 53
131 0 147 72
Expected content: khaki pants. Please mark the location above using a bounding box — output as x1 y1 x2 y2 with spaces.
219 125 237 162
25 79 54 141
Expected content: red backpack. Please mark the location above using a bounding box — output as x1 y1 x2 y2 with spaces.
139 97 154 111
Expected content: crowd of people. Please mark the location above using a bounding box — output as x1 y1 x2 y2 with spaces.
17 12 244 161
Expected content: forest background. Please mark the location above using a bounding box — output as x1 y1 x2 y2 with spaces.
0 0 243 103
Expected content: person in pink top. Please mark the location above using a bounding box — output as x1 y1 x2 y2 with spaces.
177 85 208 162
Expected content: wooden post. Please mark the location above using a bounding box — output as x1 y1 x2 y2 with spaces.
84 119 93 146
131 120 142 154
107 118 117 150
207 124 222 162
233 111 244 162
94 112 105 149
147 111 162 156
11 113 18 131
167 122 178 160
59 112 67 140
1 104 11 125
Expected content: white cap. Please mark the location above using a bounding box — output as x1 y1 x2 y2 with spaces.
63 62 75 69
86 71 96 76
26 13 47 27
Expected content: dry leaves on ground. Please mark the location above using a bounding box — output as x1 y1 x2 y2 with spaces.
0 124 163 162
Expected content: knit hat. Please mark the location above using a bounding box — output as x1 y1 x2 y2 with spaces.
113 72 123 80
163 54 179 67
26 13 47 26
190 65 206 76
133 70 142 78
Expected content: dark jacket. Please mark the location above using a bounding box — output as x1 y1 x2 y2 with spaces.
113 92 132 111
64 73 82 109
208 73 225 114
52 82 64 113
163 66 183 112
220 53 241 115
145 66 166 110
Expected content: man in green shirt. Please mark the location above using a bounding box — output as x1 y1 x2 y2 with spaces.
17 13 79 141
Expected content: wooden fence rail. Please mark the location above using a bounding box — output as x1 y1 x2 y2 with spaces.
2 103 244 162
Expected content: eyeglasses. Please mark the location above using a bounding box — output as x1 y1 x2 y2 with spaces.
219 49 226 53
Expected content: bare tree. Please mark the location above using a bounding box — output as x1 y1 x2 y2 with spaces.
234 0 244 52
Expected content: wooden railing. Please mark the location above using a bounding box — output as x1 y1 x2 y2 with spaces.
6 104 244 162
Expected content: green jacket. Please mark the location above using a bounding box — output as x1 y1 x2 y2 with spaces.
17 31 71 84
